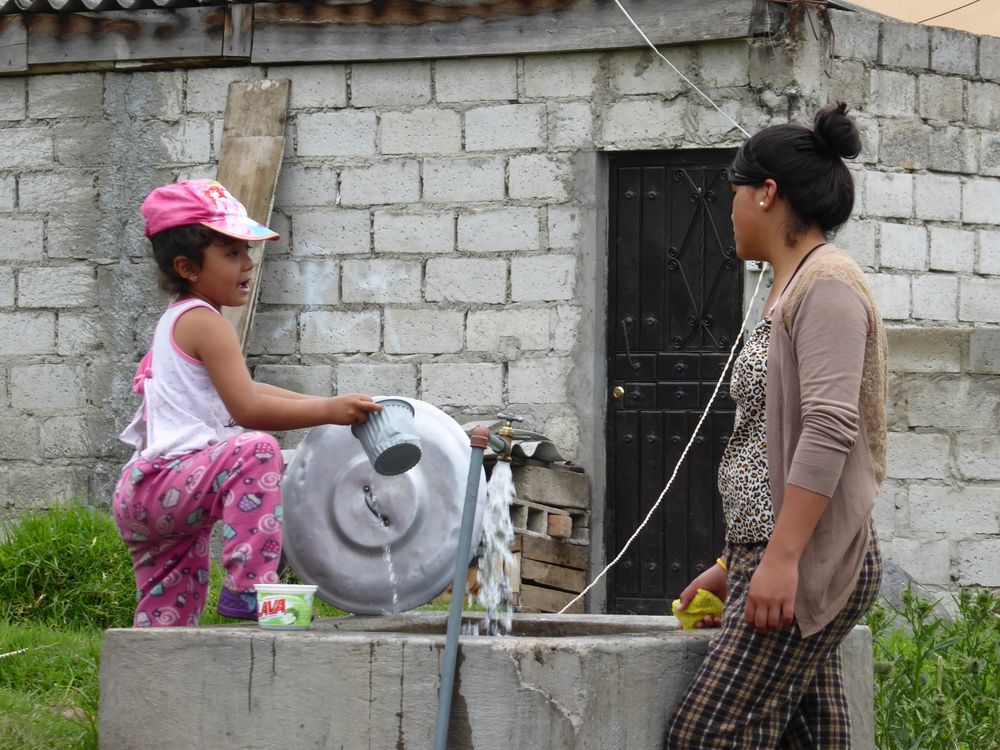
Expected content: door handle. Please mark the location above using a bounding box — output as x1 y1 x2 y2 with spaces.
612 386 625 400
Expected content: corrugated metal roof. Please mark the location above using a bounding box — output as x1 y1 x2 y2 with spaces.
834 0 1000 37
0 0 246 13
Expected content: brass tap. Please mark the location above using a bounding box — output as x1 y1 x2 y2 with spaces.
494 411 523 462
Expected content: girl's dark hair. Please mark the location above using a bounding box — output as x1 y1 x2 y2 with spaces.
149 224 219 295
729 102 862 237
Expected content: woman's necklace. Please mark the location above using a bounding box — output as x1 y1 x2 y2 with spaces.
765 242 826 320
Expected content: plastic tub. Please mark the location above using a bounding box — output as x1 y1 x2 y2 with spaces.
254 583 318 630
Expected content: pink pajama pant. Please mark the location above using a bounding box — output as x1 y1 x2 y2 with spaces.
112 431 284 627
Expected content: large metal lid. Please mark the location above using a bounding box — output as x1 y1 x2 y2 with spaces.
282 398 485 615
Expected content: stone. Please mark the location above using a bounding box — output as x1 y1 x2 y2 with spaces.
420 362 503 406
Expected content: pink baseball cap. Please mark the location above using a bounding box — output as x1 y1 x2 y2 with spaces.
141 179 279 242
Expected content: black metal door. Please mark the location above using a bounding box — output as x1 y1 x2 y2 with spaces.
606 151 742 615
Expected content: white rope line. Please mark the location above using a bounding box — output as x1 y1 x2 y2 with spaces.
610 0 752 139
558 271 766 614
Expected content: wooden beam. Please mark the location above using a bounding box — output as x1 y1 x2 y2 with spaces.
217 79 290 352
26 7 225 65
0 15 27 73
251 0 758 63
223 3 253 58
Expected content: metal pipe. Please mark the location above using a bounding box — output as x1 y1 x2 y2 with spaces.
433 426 489 750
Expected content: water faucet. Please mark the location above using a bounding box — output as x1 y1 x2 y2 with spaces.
492 411 523 462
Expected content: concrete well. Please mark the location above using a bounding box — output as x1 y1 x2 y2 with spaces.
98 613 874 749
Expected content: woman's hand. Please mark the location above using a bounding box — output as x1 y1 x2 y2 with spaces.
745 553 797 632
326 394 382 425
675 563 727 628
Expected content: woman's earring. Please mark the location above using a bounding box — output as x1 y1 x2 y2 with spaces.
759 201 766 207
191 276 198 282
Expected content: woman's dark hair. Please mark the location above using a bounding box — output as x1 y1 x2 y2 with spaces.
149 224 220 295
728 102 862 239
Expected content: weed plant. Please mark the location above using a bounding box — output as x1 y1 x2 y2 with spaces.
867 588 1000 749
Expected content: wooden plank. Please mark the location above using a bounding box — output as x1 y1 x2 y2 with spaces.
252 0 757 63
520 534 588 571
521 558 587 593
217 79 290 351
519 583 583 614
223 3 254 58
512 463 589 510
26 7 225 65
0 15 27 73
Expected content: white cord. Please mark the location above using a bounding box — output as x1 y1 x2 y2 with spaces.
610 0 752 139
558 270 767 614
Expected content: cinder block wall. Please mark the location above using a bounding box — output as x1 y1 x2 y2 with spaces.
1 10 997 597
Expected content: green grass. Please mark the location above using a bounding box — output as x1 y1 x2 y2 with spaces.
866 588 1000 749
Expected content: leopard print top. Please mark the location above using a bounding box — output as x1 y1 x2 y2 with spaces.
718 317 774 544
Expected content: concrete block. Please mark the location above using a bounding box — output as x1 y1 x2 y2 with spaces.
865 273 910 320
296 110 376 156
928 126 978 174
380 108 462 155
465 104 545 151
831 9 880 62
0 218 44 262
548 205 584 251
977 229 1000 275
878 21 929 68
910 484 1000 536
116 71 184 120
511 464 589 510
873 480 905 538
422 157 506 203
969 328 1000 374
185 67 264 113
458 207 541 254
281 64 348 110
548 102 594 150
917 74 964 123
260 259 339 305
0 268 13 307
864 171 912 219
0 312 56 355
957 540 1000 586
959 277 1000 322
342 259 421 304
420 362 502 406
17 265 98 308
3 465 91 507
908 377 1000 429
879 222 926 271
956 432 1000 480
930 27 978 77
293 209 370 256
248 311 298 356
39 415 99 459
868 69 916 117
968 81 1000 128
425 258 506 304
509 357 571 403
0 418 40 460
981 35 1000 81
0 77 25 120
833 220 876 268
828 59 867 110
253 364 333 397
886 326 964 373
928 227 975 273
878 120 929 170
339 161 420 206
0 127 52 169
553 305 582 351
608 47 692 97
275 165 339 208
512 255 576 301
0 175 13 211
914 173 962 223
600 98 687 146
509 154 571 201
351 61 431 107
910 274 957 321
374 210 454 255
852 114 880 165
28 73 103 118
891 538 951 587
20 170 96 211
336 363 416 397
697 40 749 87
523 52 602 98
300 310 380 354
10 364 87 409
466 308 551 354
978 132 1000 177
886 431 951 480
435 57 517 103
383 309 463 354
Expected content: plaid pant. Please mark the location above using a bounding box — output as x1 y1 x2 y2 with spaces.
664 528 881 749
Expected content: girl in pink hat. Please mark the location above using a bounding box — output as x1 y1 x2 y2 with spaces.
112 179 381 627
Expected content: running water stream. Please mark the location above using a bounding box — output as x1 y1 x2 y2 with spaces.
474 460 516 635
366 473 400 614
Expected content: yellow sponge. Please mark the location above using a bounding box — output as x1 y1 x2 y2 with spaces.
671 588 724 629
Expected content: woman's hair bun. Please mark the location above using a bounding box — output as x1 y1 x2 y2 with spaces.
813 101 862 160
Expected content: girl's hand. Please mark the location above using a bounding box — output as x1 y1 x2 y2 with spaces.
326 394 382 425
745 553 797 632
675 563 727 628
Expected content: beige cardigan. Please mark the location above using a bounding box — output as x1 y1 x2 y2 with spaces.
766 245 887 637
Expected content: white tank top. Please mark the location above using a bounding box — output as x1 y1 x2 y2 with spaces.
120 299 243 461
